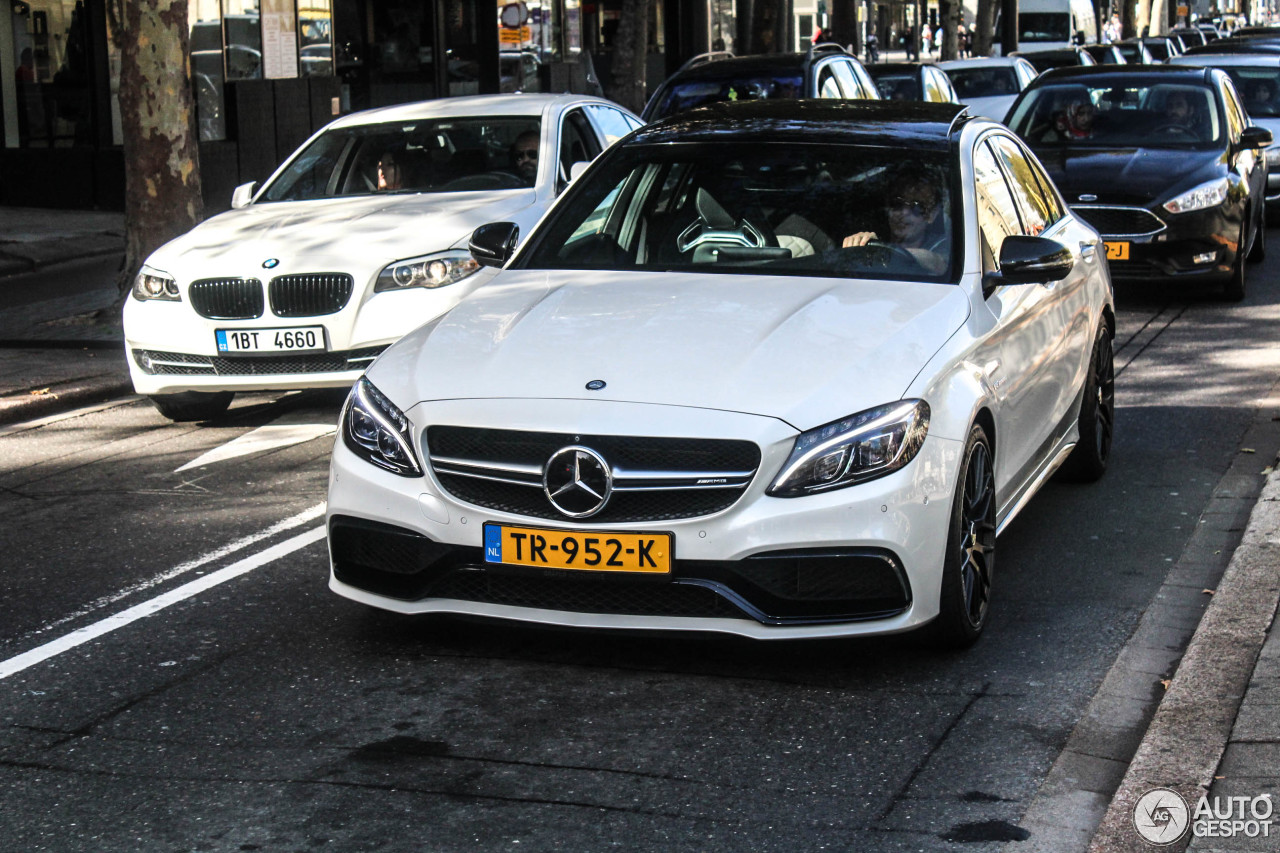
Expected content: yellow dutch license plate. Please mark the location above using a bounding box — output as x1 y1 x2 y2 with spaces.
1104 241 1130 260
483 523 671 574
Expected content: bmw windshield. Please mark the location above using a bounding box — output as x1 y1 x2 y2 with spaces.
520 142 957 283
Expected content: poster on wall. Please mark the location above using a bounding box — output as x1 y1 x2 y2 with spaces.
262 0 300 79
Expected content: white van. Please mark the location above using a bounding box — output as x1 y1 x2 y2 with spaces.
991 0 1098 55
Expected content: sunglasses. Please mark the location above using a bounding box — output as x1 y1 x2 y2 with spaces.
890 197 930 215
515 149 539 160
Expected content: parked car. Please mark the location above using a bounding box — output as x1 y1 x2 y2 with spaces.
1170 28 1209 50
1014 47 1099 74
1005 65 1270 300
1114 41 1156 64
1083 44 1128 64
123 94 644 421
938 57 1039 119
1123 36 1181 61
640 45 879 122
1168 52 1280 207
866 62 959 102
326 99 1116 647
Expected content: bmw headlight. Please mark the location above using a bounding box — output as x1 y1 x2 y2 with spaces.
341 377 422 477
131 266 180 302
374 250 480 292
1162 178 1229 214
767 401 930 497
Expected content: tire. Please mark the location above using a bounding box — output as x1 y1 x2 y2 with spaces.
1058 324 1115 483
928 423 996 650
1223 226 1247 302
1248 205 1266 263
148 391 234 422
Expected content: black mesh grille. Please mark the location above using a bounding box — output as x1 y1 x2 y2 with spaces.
269 273 355 317
427 427 760 523
133 346 386 376
429 573 745 618
1071 206 1165 236
188 278 264 320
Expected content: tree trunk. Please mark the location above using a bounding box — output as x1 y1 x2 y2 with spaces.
938 0 960 59
973 0 996 56
108 0 203 297
609 0 650 114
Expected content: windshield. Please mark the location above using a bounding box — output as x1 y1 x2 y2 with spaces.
259 116 541 202
520 143 956 283
1220 67 1280 117
947 67 1020 98
648 73 805 121
1007 82 1222 148
872 73 920 100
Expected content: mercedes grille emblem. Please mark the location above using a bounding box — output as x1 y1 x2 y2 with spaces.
262 258 280 269
543 445 612 518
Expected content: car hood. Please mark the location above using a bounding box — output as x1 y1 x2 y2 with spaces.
368 269 971 430
1031 146 1225 206
963 94 1018 122
145 191 538 275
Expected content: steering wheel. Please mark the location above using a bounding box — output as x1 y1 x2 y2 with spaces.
440 171 528 192
1154 123 1196 138
857 239 922 269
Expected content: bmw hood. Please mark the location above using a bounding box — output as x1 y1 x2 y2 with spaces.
144 191 537 274
1032 146 1224 206
367 269 971 430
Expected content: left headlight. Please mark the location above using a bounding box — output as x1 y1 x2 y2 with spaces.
1163 177 1229 214
374 250 481 292
131 266 180 302
341 377 422 477
767 400 930 498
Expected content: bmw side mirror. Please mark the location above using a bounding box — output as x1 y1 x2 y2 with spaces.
984 235 1074 288
230 182 258 209
1240 126 1273 149
469 222 520 268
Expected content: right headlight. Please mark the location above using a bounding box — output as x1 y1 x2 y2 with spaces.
374 250 480 292
767 400 930 497
341 377 422 477
131 266 180 302
1162 178 1229 214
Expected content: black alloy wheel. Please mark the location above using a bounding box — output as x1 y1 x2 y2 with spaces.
929 423 996 649
1058 324 1115 482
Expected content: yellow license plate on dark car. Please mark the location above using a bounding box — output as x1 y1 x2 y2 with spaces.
1104 241 1130 260
483 523 671 574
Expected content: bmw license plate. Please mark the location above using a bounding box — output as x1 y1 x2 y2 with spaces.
483 523 672 574
215 326 326 354
1104 241 1130 261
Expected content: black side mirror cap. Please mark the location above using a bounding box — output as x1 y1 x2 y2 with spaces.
983 235 1075 289
1241 126 1273 149
469 222 520 268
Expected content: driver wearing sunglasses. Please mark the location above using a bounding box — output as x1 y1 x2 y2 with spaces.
509 130 541 186
841 174 947 274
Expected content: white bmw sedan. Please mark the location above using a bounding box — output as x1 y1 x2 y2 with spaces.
123 94 642 421
326 100 1115 647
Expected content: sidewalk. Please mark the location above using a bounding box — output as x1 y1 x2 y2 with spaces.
0 206 132 426
2 195 1280 848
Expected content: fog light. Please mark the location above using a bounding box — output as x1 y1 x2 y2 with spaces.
1192 251 1217 264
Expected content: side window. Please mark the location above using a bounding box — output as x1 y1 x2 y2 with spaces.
936 69 958 102
1221 80 1246 141
923 71 942 102
831 62 861 98
851 62 879 99
817 66 842 98
973 140 1024 271
584 105 637 147
989 135 1054 236
560 110 603 185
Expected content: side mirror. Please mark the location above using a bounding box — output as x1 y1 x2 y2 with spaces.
230 182 258 209
1240 126 1273 149
469 222 520 268
984 235 1074 288
569 160 592 183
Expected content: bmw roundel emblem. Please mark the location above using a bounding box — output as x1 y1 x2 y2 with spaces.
585 379 606 391
262 258 280 269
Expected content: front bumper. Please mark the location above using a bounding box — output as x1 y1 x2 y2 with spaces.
325 398 963 640
1072 203 1241 284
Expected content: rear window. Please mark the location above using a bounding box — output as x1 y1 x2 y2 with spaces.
648 73 805 121
946 67 1020 99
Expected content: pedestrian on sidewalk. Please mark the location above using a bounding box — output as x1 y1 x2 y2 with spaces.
922 25 934 57
865 30 879 63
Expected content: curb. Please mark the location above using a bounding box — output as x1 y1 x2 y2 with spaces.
0 376 136 427
1087 466 1280 852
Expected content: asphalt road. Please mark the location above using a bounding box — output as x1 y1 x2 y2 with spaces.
2 257 1280 851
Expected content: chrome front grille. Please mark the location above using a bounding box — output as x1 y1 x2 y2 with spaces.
132 346 386 376
426 427 761 524
268 273 355 317
1071 205 1166 237
188 278 264 320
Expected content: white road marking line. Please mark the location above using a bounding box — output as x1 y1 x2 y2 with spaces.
175 423 336 472
0 524 327 681
23 503 327 639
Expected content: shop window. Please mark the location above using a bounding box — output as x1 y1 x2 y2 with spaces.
299 0 333 75
190 0 227 141
10 0 95 147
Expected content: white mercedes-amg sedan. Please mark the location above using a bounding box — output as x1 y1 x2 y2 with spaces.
326 100 1115 647
123 94 642 421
